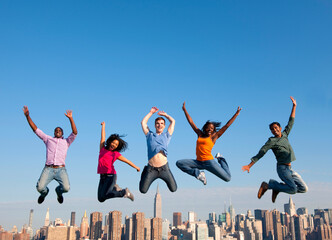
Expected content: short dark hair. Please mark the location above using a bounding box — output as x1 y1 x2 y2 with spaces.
201 121 221 137
269 122 281 130
54 127 64 135
155 117 165 124
105 134 128 152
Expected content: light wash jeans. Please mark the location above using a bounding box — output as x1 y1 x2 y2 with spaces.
268 164 308 194
36 166 70 197
176 157 231 182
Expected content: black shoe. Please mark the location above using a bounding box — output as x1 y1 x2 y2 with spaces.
38 195 45 204
38 188 49 204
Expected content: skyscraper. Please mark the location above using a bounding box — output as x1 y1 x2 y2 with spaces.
188 211 196 223
44 208 50 227
90 212 103 240
151 218 162 240
284 197 296 216
109 211 122 240
133 212 145 240
173 212 181 227
154 185 162 218
272 209 283 240
125 216 133 240
70 212 76 226
80 210 89 239
28 209 33 228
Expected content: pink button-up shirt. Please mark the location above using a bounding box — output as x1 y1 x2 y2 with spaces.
35 128 77 166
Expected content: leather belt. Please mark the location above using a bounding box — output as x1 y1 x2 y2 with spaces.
45 164 65 168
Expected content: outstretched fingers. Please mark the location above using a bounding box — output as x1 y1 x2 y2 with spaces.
65 110 73 118
23 106 29 116
241 165 250 173
290 96 297 106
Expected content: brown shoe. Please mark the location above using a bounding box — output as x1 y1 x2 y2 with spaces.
257 182 269 199
272 190 279 203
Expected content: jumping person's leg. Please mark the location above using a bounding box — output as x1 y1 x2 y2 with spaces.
205 157 231 182
269 164 297 194
291 169 308 193
176 159 203 178
55 167 70 203
159 163 177 192
139 164 158 193
36 167 53 203
98 174 126 202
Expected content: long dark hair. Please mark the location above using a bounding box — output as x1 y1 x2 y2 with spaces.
105 134 128 152
201 121 221 137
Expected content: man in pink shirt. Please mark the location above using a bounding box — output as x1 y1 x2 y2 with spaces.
23 106 78 204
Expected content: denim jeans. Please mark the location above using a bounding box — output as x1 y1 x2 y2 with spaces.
176 158 231 182
98 174 126 202
268 164 308 194
139 163 177 193
36 166 70 197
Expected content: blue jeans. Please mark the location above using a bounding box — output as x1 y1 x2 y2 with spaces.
176 158 231 182
36 166 70 197
98 174 126 202
139 163 177 193
268 164 308 194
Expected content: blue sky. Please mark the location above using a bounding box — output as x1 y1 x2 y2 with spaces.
1 0 332 231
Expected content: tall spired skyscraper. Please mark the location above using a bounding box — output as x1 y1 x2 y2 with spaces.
80 210 89 239
154 185 162 218
44 208 50 226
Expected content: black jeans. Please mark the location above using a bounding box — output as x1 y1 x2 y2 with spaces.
98 174 126 202
139 163 177 193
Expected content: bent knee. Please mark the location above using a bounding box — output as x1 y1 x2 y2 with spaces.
225 176 231 182
298 185 308 193
36 185 44 193
176 161 183 168
98 197 105 203
139 185 148 194
289 186 297 194
62 185 70 193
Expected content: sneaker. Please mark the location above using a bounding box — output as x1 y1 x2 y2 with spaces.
257 182 269 199
38 188 49 204
272 190 280 203
124 188 134 201
55 188 64 204
197 171 207 185
215 152 226 164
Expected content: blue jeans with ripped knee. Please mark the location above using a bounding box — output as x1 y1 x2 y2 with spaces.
268 164 308 194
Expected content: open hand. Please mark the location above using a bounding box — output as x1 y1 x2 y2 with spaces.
65 110 73 118
150 107 159 114
290 96 297 106
23 106 29 117
242 165 250 173
158 111 167 117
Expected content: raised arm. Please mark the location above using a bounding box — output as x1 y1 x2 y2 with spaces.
290 96 296 118
213 107 242 141
118 155 140 172
141 107 158 135
65 110 78 135
182 102 201 136
158 111 175 135
100 122 106 150
23 106 37 132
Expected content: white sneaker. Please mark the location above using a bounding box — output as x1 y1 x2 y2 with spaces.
197 171 207 185
215 152 224 159
124 188 134 201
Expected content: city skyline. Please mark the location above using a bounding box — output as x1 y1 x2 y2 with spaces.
1 0 332 235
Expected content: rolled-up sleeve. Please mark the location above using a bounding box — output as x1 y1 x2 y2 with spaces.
66 133 77 146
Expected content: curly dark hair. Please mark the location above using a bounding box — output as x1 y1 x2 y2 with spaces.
201 121 221 137
105 134 128 152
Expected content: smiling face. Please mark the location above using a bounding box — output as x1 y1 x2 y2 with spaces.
270 124 282 138
109 139 120 151
204 123 215 136
155 119 166 134
54 127 63 138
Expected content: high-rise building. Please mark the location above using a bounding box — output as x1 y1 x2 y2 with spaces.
154 185 162 218
196 222 208 240
90 212 103 240
70 212 76 226
324 208 332 225
262 210 273 240
188 211 196 223
144 218 151 240
109 211 122 240
162 219 170 240
173 212 181 227
272 210 283 240
284 197 296 216
80 210 89 239
151 218 162 240
297 207 308 215
28 209 33 228
294 215 305 240
44 208 50 227
125 216 133 240
133 212 145 240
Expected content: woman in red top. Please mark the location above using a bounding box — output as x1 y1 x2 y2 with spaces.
98 121 140 202
176 102 241 185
